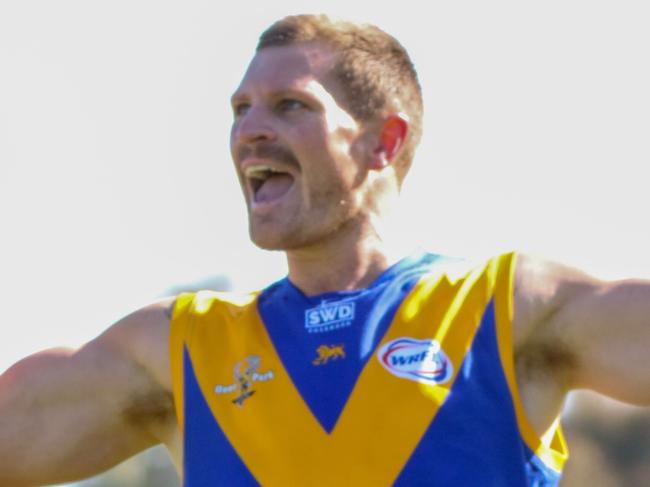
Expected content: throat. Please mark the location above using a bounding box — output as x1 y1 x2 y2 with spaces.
288 247 396 296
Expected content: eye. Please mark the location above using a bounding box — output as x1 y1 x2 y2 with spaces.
233 102 250 117
277 98 306 113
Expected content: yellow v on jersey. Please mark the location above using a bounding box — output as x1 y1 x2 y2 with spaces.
170 252 567 486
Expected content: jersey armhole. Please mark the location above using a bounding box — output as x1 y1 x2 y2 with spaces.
492 252 569 473
169 292 197 439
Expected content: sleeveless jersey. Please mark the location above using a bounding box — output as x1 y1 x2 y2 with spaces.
169 252 568 486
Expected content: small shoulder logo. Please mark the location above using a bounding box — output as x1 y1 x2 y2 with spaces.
304 299 356 333
377 337 453 385
214 355 274 407
312 344 346 365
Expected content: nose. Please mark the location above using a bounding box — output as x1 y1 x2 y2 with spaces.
232 105 277 146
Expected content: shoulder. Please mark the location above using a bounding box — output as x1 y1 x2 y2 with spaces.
512 253 601 347
172 290 260 321
96 297 178 392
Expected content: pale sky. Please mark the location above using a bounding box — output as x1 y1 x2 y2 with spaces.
1 0 649 371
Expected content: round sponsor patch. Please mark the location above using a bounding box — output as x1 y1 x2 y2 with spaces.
377 337 453 385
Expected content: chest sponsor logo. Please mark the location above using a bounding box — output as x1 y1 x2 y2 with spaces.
304 299 356 333
214 355 274 407
312 344 346 365
377 337 453 385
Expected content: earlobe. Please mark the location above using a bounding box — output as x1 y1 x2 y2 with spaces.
369 150 389 170
370 114 409 170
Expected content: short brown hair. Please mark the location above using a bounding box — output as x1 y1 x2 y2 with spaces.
257 15 423 184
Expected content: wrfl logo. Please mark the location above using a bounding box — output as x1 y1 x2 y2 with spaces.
304 299 356 333
377 337 453 385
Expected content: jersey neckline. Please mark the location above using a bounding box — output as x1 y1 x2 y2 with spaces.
278 250 435 304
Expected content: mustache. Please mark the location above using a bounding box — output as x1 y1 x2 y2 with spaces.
237 143 300 170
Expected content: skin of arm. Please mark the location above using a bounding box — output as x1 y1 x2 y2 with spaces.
513 254 650 435
0 298 178 487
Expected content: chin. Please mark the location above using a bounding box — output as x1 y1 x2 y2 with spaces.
251 237 288 251
247 208 350 251
250 223 327 252
249 225 297 251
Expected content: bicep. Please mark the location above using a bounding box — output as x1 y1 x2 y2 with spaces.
0 300 175 486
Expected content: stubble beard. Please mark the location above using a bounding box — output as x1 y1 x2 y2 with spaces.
248 211 304 251
248 185 359 252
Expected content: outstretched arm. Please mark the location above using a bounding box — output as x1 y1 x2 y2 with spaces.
0 298 177 487
514 254 650 406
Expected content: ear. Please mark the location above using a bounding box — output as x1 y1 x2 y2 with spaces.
368 114 409 170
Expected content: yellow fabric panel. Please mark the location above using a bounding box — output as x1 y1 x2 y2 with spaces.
169 292 196 436
492 252 568 472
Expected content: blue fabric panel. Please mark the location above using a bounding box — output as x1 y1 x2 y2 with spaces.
525 452 561 487
257 253 444 433
183 347 260 487
394 301 560 487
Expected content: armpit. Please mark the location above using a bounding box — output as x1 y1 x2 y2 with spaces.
515 339 577 386
122 388 176 431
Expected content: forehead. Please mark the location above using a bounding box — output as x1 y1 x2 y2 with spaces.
233 43 338 98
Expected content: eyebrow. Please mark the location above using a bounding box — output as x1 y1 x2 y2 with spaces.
230 87 319 107
230 92 247 106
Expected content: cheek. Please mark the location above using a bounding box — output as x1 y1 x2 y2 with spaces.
333 137 367 190
307 160 358 210
229 121 238 146
289 119 329 149
291 122 363 192
329 125 359 157
229 126 240 164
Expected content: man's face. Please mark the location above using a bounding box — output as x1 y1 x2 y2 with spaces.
230 42 373 250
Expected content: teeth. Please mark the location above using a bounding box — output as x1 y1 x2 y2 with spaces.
244 165 283 180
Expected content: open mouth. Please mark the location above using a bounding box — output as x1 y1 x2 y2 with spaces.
245 165 295 204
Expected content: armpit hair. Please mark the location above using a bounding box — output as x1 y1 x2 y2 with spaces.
122 388 175 428
515 339 578 385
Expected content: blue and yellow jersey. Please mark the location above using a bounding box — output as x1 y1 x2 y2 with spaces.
169 252 568 486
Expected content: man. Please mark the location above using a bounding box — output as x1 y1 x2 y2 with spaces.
0 14 648 487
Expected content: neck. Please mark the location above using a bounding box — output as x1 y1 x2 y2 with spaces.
285 223 399 296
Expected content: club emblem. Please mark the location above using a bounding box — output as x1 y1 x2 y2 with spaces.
214 355 274 407
312 344 346 365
